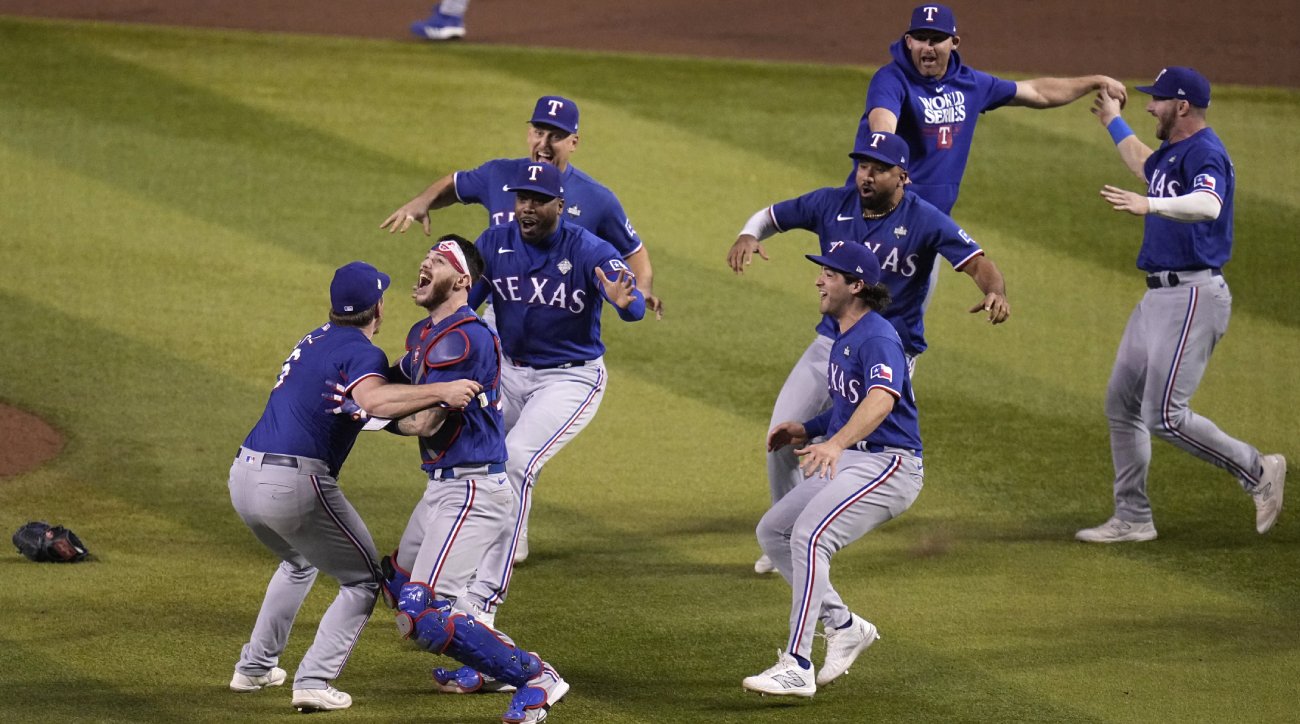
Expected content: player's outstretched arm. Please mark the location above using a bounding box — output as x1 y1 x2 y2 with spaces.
797 389 895 479
381 173 460 236
728 206 781 274
1091 90 1153 182
1010 75 1127 109
594 267 645 321
623 247 663 320
348 376 481 419
961 255 1010 324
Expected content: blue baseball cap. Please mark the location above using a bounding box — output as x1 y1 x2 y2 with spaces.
528 95 579 134
851 131 909 172
506 161 564 199
330 261 390 314
909 4 957 36
1136 67 1211 108
807 242 882 287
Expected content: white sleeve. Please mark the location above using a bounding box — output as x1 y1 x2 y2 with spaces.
1147 191 1222 223
739 207 780 241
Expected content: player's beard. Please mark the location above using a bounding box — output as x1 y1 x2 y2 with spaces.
416 274 457 311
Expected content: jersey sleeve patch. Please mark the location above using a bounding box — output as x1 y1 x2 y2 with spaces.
1191 173 1223 203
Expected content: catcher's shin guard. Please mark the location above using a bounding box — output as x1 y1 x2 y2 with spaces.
379 551 410 610
445 612 542 688
394 583 454 654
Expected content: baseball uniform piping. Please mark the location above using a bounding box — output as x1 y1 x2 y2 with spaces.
867 384 901 399
426 480 477 588
488 366 606 607
1160 288 1256 484
790 455 901 654
952 248 984 271
343 372 387 394
334 599 376 678
768 206 784 233
309 475 381 583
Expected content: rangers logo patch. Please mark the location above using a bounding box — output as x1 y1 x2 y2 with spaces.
1193 173 1216 191
566 204 582 218
893 225 908 238
557 259 572 274
870 363 893 382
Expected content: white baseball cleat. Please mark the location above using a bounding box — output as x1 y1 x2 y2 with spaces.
754 554 775 574
1075 516 1157 543
742 649 816 697
1254 454 1286 533
292 686 352 712
513 532 529 564
229 666 286 692
817 614 879 685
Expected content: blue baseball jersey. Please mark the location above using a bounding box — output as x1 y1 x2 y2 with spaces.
454 158 644 257
854 42 1018 214
243 324 389 477
771 186 984 354
467 219 645 366
803 311 922 452
1138 127 1235 272
392 308 506 471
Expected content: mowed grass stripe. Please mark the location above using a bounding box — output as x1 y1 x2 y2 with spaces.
1 17 1298 723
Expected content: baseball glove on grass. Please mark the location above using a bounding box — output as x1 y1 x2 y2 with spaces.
13 521 89 563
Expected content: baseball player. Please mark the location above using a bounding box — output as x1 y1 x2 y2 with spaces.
743 242 923 697
1076 67 1286 542
228 261 480 712
383 95 664 326
855 3 1128 215
728 132 1006 574
381 162 642 698
410 2 468 41
348 237 569 722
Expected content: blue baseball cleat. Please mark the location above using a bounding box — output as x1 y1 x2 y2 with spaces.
410 6 466 41
432 665 517 694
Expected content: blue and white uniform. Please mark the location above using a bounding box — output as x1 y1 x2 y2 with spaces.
756 310 924 661
389 307 517 607
764 186 982 504
463 217 645 612
454 158 643 257
1104 125 1265 523
230 320 388 692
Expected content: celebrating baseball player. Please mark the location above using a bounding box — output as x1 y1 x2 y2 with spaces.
855 3 1128 215
456 160 644 606
350 237 570 722
1076 68 1286 543
228 261 481 712
729 132 1006 574
744 242 923 698
382 95 664 321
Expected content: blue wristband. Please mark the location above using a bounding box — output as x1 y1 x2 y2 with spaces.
1107 116 1135 145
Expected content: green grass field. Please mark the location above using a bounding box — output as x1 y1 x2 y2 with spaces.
2 16 1298 723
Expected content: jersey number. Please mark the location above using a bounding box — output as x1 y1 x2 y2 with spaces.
273 347 303 390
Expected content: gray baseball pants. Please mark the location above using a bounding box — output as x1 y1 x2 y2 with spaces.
1106 273 1263 523
757 449 923 660
229 448 381 690
394 469 514 608
466 359 606 613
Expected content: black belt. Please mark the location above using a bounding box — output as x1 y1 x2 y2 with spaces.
263 454 299 468
513 359 592 370
1146 267 1221 289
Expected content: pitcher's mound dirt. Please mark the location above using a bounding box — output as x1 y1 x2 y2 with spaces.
0 404 65 478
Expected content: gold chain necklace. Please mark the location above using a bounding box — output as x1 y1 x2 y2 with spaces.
862 199 900 220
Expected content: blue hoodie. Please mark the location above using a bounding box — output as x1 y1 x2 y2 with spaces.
853 39 1018 214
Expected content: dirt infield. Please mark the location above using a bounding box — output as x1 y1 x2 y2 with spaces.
0 404 64 478
0 0 1294 87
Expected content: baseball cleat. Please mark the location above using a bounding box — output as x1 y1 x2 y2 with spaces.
433 665 517 694
1254 454 1286 534
502 662 568 723
1074 516 1157 543
229 666 286 692
513 535 529 564
742 650 816 697
817 614 879 685
410 6 466 41
292 686 352 712
754 554 775 574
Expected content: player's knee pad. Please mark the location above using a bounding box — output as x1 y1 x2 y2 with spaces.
394 583 455 654
444 612 542 688
379 551 410 610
